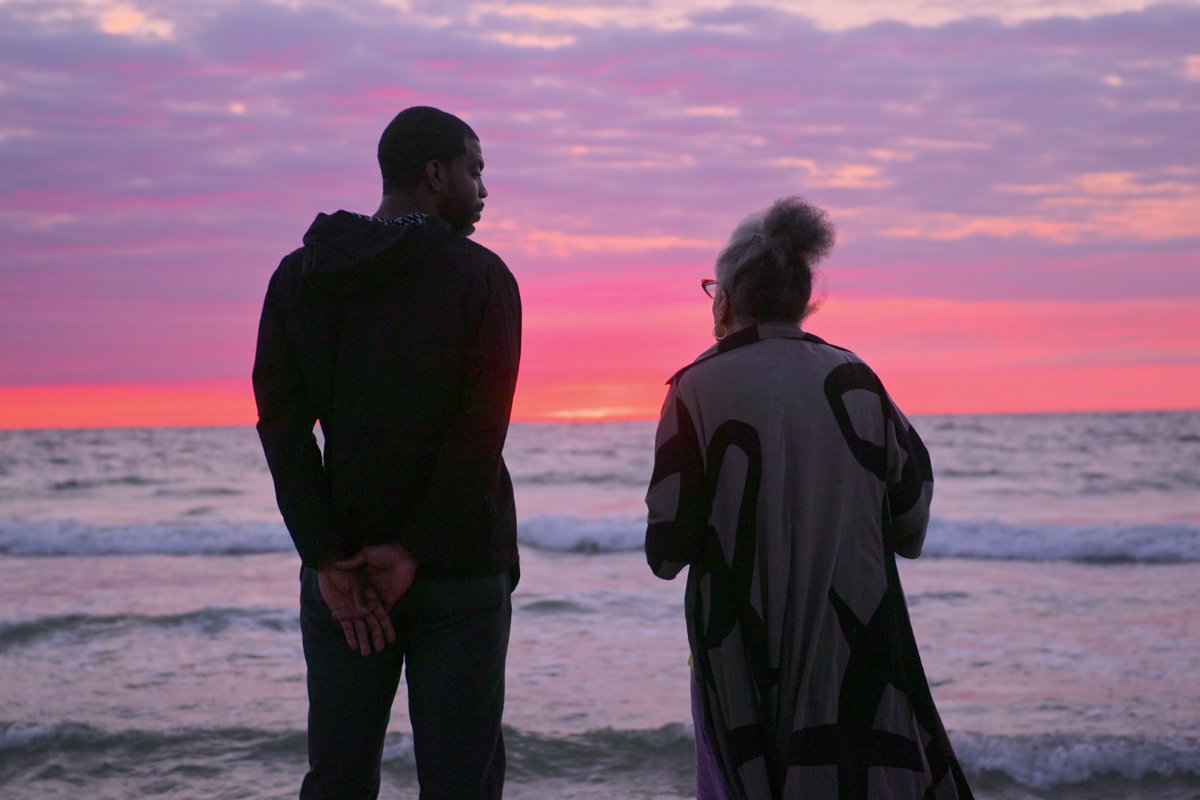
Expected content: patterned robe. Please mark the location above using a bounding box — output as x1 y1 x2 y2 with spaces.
645 324 973 800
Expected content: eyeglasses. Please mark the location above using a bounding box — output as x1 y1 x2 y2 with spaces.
701 278 718 299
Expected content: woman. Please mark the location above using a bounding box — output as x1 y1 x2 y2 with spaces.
644 198 973 799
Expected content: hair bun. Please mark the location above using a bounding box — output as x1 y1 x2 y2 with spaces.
761 196 836 268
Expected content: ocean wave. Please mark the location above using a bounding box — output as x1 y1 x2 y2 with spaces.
519 515 1200 563
954 731 1200 788
0 720 683 775
519 514 646 553
0 720 306 762
2 515 1197 563
0 720 691 783
0 608 297 651
502 723 694 778
2 721 1198 789
50 475 169 491
922 518 1200 563
0 519 292 556
512 471 649 488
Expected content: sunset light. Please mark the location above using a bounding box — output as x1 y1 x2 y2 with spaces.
3 6 1200 799
1 0 1198 428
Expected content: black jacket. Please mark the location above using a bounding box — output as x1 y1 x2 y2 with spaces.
253 211 521 580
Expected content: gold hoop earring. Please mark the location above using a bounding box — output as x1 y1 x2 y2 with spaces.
712 323 728 341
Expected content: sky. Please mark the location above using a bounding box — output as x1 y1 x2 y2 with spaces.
1 0 1198 427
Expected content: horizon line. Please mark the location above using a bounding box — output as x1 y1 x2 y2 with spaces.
1 380 1196 431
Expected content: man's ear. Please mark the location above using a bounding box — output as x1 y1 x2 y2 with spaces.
423 159 445 192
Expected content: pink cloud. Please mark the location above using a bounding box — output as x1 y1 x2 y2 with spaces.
0 0 1197 419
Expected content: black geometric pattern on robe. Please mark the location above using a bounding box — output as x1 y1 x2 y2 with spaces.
823 361 932 518
646 395 709 571
881 554 975 800
808 362 974 799
784 552 973 799
689 419 781 793
647 397 779 796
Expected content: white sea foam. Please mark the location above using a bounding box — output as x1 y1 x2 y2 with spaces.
952 731 1200 787
520 515 1200 562
2 515 1198 562
517 514 647 553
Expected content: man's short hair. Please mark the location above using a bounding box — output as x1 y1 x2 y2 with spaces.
378 106 478 194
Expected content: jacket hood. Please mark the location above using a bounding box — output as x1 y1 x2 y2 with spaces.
299 210 450 293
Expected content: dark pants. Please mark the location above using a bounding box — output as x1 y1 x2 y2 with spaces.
299 566 512 800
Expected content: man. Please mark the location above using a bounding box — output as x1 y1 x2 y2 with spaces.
253 106 521 799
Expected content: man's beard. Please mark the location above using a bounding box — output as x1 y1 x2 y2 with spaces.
441 199 477 237
449 219 476 237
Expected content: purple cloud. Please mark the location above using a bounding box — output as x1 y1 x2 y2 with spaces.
0 0 1196 389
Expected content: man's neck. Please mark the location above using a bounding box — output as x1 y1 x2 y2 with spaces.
373 192 435 220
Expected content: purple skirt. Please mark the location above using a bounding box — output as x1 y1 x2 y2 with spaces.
692 671 732 800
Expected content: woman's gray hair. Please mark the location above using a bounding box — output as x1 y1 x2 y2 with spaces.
715 196 836 324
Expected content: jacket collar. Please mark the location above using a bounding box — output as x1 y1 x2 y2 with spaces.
667 323 827 384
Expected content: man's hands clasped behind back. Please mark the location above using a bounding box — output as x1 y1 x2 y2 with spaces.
317 543 419 656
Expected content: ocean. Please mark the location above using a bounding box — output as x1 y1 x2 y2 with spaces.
0 411 1197 799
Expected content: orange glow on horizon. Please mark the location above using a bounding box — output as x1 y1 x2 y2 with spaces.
0 367 1195 431
0 380 666 430
0 382 257 430
1 295 1196 430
